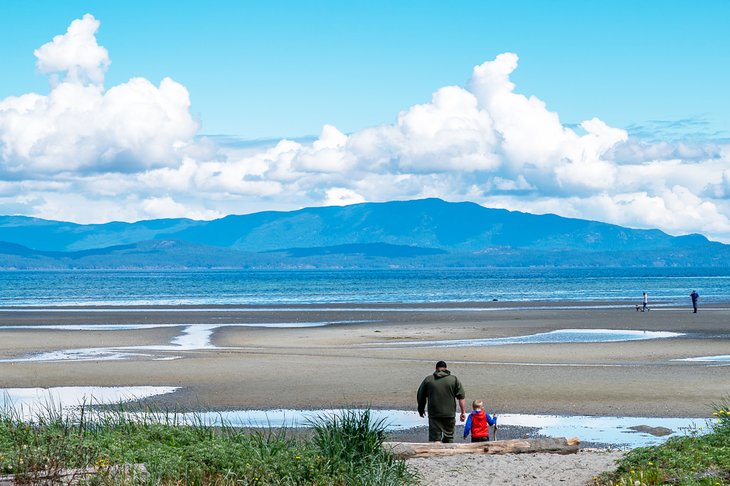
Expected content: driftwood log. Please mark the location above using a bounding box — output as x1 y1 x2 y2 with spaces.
384 437 580 459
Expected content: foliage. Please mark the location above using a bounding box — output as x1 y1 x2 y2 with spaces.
309 409 414 485
594 397 730 486
0 403 417 485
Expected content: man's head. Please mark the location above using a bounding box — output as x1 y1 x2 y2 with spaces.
435 360 447 370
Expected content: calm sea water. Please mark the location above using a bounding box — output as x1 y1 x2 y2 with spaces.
0 268 728 307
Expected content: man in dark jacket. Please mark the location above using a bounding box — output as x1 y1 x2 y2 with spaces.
417 360 467 443
690 290 699 313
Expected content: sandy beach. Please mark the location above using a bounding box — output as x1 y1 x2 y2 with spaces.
1 302 728 484
1 302 727 416
408 449 625 485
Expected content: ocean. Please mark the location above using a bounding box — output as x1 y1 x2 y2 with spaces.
0 267 728 307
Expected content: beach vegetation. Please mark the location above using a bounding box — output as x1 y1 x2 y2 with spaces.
308 408 412 484
0 403 417 485
595 397 730 486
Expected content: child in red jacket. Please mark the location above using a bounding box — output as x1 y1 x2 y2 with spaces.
463 399 497 442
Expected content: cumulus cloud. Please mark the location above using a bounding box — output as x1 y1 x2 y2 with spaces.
2 14 730 242
0 14 197 177
0 78 198 175
34 14 110 86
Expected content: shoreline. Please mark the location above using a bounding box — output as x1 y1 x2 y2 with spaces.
0 299 724 309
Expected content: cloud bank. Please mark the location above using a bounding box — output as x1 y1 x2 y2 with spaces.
2 15 730 242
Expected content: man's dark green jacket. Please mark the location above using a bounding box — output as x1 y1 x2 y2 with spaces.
417 369 465 418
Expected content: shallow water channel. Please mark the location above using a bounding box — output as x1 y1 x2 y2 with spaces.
0 326 693 363
0 386 710 448
365 329 684 348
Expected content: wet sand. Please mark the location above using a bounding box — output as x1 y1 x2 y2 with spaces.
0 302 728 418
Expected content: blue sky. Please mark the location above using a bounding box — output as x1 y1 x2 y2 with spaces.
1 1 730 241
2 1 728 139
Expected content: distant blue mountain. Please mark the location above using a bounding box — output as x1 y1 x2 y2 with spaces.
0 199 727 268
0 215 197 251
266 242 448 258
0 198 716 252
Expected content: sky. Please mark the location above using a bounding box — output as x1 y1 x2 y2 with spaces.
1 1 730 241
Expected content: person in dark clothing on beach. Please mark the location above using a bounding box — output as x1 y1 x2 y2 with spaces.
417 360 466 443
690 290 699 313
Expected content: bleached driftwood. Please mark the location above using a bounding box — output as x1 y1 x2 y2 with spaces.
483 437 580 455
384 437 580 458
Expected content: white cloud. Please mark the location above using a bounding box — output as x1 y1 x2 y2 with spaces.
0 77 197 175
34 14 110 86
140 196 222 221
491 175 534 192
292 124 352 173
324 187 365 206
0 14 197 177
3 15 730 243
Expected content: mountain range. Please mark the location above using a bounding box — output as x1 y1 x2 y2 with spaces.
1 198 728 269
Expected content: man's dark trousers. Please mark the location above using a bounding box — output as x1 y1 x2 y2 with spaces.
428 416 456 443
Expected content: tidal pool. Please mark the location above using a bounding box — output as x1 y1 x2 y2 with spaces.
137 410 704 448
0 320 370 362
173 410 704 448
366 329 684 348
0 388 707 448
1 386 179 419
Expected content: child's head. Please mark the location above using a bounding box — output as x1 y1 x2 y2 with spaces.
472 399 483 411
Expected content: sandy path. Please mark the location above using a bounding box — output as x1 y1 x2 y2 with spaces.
408 449 624 485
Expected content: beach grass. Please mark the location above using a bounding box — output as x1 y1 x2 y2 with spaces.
309 408 413 484
0 402 417 485
594 397 730 486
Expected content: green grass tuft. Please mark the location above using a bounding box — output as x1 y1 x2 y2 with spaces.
309 409 415 485
593 397 730 486
0 402 417 485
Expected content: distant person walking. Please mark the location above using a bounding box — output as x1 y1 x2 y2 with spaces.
690 290 700 313
642 292 649 312
417 360 466 443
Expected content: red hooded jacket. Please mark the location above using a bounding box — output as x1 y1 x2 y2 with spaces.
463 409 496 439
